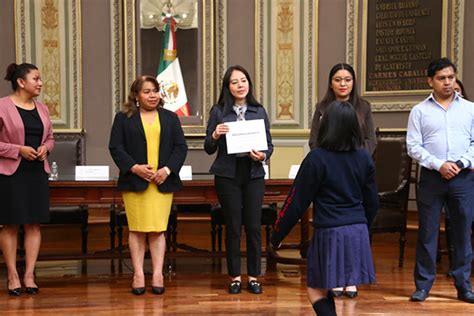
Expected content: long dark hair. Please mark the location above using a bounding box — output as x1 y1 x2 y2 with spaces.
317 101 362 152
4 62 38 91
217 65 262 115
318 63 365 118
122 75 164 117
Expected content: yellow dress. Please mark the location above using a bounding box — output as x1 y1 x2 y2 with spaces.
122 113 173 232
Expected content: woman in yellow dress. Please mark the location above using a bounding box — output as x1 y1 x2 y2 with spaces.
109 76 187 295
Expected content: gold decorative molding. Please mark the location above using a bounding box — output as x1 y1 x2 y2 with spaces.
183 129 312 139
379 127 407 132
371 102 417 112
53 128 85 133
15 0 82 129
184 137 205 149
123 0 136 94
345 0 358 70
270 129 310 138
41 0 61 119
199 0 214 134
451 0 464 79
255 0 264 102
215 0 227 92
111 0 123 115
275 0 296 121
258 0 318 130
305 0 318 128
442 0 448 57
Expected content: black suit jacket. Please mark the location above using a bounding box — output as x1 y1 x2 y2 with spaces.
109 107 187 192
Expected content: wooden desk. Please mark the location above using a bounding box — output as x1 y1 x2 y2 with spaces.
49 179 293 206
49 179 308 263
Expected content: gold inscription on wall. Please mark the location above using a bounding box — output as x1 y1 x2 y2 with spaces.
41 0 61 117
366 0 443 91
276 0 294 119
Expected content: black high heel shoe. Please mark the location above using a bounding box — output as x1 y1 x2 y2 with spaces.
25 287 39 295
24 277 40 295
344 290 358 298
7 281 21 296
131 276 145 295
151 286 165 295
131 287 146 295
328 289 343 297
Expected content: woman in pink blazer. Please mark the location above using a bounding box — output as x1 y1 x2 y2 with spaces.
0 63 54 296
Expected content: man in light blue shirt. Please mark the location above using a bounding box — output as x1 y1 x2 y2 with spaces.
407 58 474 303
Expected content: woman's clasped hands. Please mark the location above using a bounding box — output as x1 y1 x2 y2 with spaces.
131 164 169 185
20 145 48 161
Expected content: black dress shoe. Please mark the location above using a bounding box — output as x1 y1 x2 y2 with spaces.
410 289 429 302
344 291 358 298
151 286 165 295
7 281 21 296
458 290 474 303
247 280 262 294
25 287 39 295
228 281 241 294
329 289 343 298
131 287 145 295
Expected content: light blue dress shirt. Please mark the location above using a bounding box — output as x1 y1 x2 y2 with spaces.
407 92 474 171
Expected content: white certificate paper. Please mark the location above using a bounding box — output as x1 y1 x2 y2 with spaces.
75 166 109 181
225 119 268 154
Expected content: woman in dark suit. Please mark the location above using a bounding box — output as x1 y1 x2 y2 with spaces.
204 65 273 294
0 63 54 296
109 76 187 295
309 63 376 156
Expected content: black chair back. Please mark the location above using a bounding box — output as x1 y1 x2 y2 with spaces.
371 130 412 267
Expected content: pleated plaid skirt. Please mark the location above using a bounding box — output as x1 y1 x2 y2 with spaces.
306 223 376 289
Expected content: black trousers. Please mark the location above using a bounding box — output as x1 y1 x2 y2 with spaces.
415 167 474 292
215 157 265 277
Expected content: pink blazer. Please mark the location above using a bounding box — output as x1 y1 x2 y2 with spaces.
0 96 55 175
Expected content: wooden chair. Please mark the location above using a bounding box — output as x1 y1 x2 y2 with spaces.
47 132 89 255
370 130 412 267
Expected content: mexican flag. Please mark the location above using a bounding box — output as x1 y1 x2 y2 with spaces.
157 16 190 116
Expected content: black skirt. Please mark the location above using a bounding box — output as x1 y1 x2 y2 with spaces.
0 159 49 224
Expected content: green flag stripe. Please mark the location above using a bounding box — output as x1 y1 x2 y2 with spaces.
158 19 174 74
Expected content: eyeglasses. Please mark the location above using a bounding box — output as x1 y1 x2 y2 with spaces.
332 77 353 84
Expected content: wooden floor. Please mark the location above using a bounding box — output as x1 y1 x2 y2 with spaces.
1 217 474 315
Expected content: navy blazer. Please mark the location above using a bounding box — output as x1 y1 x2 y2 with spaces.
109 107 187 192
204 103 273 178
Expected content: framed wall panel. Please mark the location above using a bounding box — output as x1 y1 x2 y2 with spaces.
15 0 83 130
122 0 217 137
361 0 447 96
256 0 318 134
346 0 464 112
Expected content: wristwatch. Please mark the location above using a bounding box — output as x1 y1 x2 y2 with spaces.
455 160 464 169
